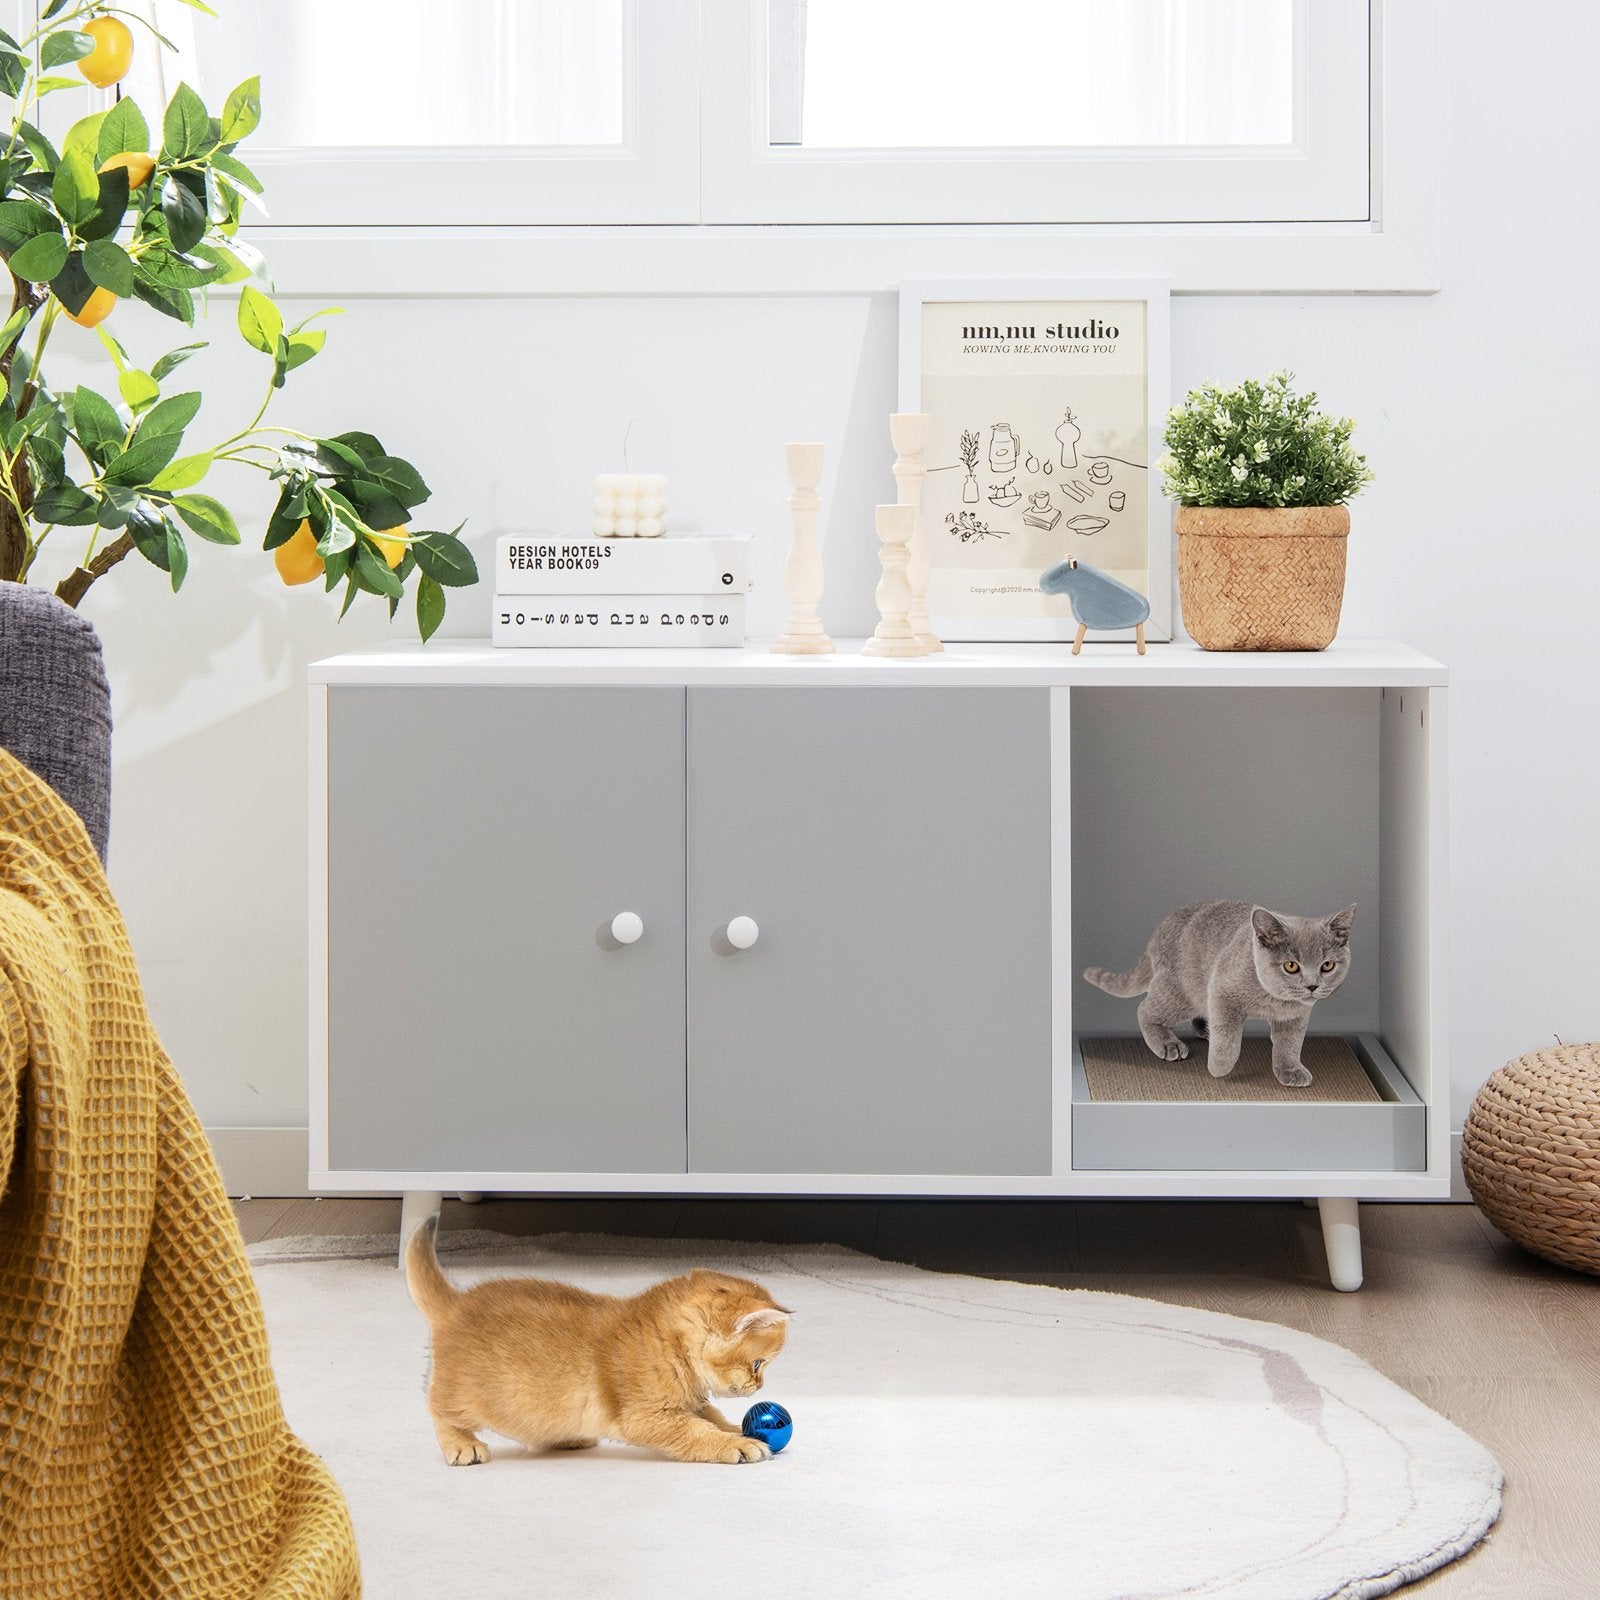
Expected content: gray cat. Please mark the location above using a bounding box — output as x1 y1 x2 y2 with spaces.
1084 901 1356 1087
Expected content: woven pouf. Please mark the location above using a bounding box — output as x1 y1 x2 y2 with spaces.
1462 1043 1600 1274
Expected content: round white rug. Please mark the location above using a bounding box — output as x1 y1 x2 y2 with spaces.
250 1231 1500 1600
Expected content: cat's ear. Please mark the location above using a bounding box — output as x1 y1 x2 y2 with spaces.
733 1308 790 1336
1252 907 1289 948
1327 905 1356 945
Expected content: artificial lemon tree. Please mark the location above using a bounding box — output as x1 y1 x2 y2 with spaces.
0 1 474 637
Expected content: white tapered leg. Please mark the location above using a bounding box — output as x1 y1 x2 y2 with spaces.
398 1189 443 1268
457 1192 485 1204
1317 1197 1363 1292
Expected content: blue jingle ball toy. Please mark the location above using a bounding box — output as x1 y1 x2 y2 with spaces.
741 1401 793 1454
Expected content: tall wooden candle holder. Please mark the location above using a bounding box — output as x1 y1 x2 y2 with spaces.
772 442 835 655
891 412 942 653
861 503 926 657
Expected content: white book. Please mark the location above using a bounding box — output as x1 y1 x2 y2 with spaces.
492 594 746 648
495 535 750 595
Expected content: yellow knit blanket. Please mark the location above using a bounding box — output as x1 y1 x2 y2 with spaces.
0 750 359 1598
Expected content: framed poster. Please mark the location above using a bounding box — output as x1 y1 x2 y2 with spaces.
898 279 1171 643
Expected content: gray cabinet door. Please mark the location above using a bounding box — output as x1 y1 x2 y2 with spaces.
687 689 1052 1176
326 687 686 1174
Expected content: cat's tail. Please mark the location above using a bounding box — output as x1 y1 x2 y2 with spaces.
404 1215 458 1323
1083 953 1153 998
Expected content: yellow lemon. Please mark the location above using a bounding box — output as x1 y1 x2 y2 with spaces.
99 151 156 190
274 520 325 587
65 287 116 328
78 16 134 88
372 526 407 569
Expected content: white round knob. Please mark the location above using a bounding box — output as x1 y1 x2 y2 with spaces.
726 915 760 950
610 911 644 945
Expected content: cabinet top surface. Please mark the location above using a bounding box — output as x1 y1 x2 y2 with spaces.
310 638 1446 688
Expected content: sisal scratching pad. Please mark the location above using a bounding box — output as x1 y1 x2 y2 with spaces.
1081 1034 1383 1104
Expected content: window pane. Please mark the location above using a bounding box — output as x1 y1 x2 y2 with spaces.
123 0 626 148
773 0 1295 149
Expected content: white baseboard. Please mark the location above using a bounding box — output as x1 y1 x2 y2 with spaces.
206 1126 1477 1203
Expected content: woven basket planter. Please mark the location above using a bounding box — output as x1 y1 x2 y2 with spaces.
1176 505 1349 651
1462 1043 1600 1275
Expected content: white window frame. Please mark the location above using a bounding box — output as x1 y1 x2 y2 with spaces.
701 0 1372 226
7 0 1437 295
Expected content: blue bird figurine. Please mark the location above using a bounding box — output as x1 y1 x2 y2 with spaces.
1039 556 1150 655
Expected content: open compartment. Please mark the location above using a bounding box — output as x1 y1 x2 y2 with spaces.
1068 685 1437 1178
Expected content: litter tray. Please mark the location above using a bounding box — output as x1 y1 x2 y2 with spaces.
1072 1033 1425 1172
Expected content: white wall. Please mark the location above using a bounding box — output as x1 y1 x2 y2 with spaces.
34 13 1600 1148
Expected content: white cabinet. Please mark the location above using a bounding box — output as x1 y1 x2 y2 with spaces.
310 640 1450 1290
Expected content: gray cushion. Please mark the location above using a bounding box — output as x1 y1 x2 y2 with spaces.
0 581 112 862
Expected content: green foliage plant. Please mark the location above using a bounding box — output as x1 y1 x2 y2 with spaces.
0 0 475 637
1158 370 1373 510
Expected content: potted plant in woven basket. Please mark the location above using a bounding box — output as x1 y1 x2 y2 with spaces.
1159 371 1372 651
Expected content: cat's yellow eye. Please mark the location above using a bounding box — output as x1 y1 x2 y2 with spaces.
1283 960 1301 974
1321 960 1337 973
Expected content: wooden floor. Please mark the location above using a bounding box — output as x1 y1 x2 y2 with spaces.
236 1196 1600 1597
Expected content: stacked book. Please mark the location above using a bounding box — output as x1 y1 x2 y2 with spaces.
492 536 750 647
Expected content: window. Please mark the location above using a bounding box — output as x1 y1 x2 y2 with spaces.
34 2 1433 292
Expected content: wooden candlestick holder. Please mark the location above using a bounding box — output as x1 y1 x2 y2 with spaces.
771 441 835 655
890 412 942 653
861 503 926 657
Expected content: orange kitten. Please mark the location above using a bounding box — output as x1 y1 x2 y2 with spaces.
405 1219 791 1466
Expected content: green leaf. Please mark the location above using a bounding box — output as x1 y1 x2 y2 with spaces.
210 149 263 195
411 528 477 588
131 270 196 326
62 111 107 162
96 485 139 527
33 75 85 97
40 29 93 68
315 437 366 477
41 0 72 19
50 251 94 315
236 284 281 354
264 485 306 550
360 454 430 509
171 492 238 544
31 481 98 525
0 53 23 101
70 385 124 465
118 368 160 411
51 148 99 228
76 166 131 242
96 326 130 369
0 306 31 364
166 520 189 591
416 573 445 642
151 341 207 381
0 199 61 252
8 231 68 282
220 76 261 143
17 122 60 174
342 481 410 532
148 451 212 492
176 0 220 15
101 431 185 488
284 330 324 371
97 98 150 163
136 246 223 289
162 82 212 162
190 240 252 285
126 505 170 570
328 430 385 462
137 390 203 440
354 542 403 599
160 172 207 253
83 238 134 296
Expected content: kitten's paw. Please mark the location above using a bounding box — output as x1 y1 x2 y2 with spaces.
443 1439 490 1466
725 1435 772 1463
1160 1040 1189 1061
1207 1054 1239 1078
1275 1063 1313 1088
